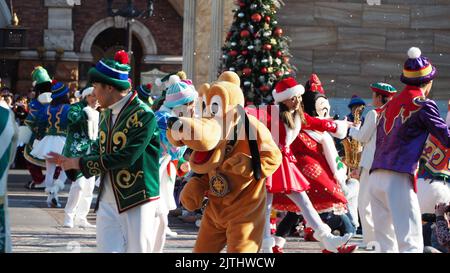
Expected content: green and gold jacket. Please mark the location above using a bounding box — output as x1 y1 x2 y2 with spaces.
63 100 92 157
63 100 97 180
80 92 160 213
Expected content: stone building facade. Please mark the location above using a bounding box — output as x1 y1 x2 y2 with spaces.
278 0 450 100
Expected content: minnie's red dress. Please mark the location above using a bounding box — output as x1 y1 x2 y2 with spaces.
251 106 310 195
275 114 348 213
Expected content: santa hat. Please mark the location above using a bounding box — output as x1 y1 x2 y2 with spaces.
302 74 328 116
347 95 366 109
272 77 305 103
370 82 397 97
400 47 437 86
88 50 131 91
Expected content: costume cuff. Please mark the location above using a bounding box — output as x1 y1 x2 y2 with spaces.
330 120 349 139
80 156 105 178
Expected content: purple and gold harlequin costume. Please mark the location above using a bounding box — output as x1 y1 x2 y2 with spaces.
368 47 450 253
371 86 450 191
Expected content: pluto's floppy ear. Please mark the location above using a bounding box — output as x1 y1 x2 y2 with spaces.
198 83 210 97
218 71 240 86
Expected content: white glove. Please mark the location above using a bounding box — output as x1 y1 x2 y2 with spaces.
83 106 99 141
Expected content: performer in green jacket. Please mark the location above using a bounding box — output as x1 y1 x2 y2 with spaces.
62 86 99 228
48 50 161 253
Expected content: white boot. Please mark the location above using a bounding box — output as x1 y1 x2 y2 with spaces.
260 237 275 253
166 227 178 238
75 218 96 228
63 215 74 228
313 224 352 253
273 236 287 253
274 236 286 248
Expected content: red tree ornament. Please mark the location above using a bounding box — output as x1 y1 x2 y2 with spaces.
229 50 238 57
275 71 283 78
263 44 272 51
274 27 283 37
260 85 270 92
251 13 262 22
240 30 250 38
260 67 268 74
241 50 249 56
243 68 252 76
265 16 271 23
276 51 283 57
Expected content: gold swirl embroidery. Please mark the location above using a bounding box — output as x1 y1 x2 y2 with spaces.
100 131 106 144
99 131 106 153
116 170 143 189
126 110 144 129
86 160 102 176
46 107 52 133
112 131 127 152
55 107 64 134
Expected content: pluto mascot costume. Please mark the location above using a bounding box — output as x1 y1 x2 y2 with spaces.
167 72 282 252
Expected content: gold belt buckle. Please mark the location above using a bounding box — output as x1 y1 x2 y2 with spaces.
209 174 230 197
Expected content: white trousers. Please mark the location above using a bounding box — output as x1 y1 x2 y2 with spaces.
369 169 423 253
345 178 360 228
152 210 168 253
64 176 96 221
96 200 160 253
358 168 375 245
417 178 450 214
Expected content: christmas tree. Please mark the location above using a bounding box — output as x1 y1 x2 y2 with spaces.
220 0 296 106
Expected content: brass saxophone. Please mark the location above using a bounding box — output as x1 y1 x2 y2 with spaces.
342 105 364 170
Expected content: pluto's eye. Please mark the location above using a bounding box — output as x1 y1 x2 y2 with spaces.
210 103 219 116
209 95 223 117
202 101 206 113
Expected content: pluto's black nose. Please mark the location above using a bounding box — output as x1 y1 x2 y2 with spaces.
168 117 182 131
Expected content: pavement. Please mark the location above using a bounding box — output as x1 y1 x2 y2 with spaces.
7 169 367 253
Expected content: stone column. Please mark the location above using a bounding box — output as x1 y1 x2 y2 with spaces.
208 0 224 82
182 0 196 80
44 0 75 52
43 0 78 89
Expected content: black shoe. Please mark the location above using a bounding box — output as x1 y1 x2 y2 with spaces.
25 181 46 190
356 226 363 235
51 197 62 208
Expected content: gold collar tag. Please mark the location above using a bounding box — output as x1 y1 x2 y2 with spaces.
209 173 230 198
